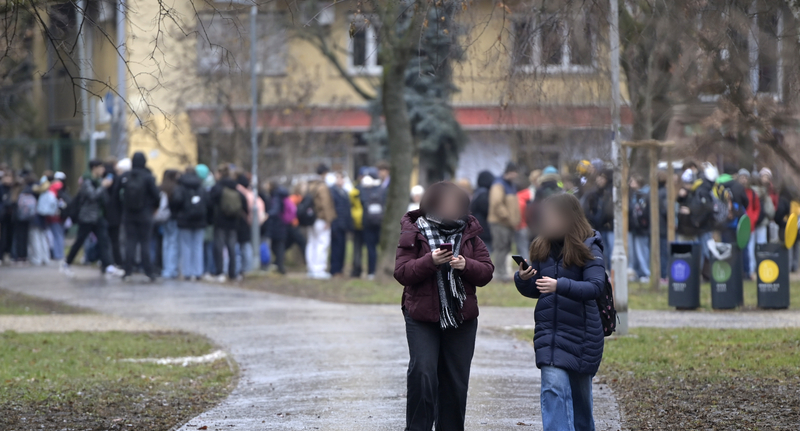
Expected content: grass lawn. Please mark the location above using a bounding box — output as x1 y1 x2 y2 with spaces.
0 288 88 315
514 327 800 429
0 331 236 430
244 273 800 310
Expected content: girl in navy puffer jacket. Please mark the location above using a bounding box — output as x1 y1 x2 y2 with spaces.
515 193 606 431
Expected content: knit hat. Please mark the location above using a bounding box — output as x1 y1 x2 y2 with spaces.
759 167 773 179
543 165 559 175
195 164 210 180
54 171 67 181
116 158 131 173
737 168 750 177
681 169 695 184
410 185 425 197
576 160 591 175
702 162 719 182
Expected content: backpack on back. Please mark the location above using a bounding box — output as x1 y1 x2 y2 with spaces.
220 187 242 218
37 191 59 217
16 192 37 221
361 186 385 228
296 193 317 227
630 190 650 231
122 172 147 211
281 196 297 225
710 183 732 228
598 272 618 337
184 187 207 223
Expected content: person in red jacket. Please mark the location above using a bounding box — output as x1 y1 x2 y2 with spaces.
394 181 494 431
738 169 760 279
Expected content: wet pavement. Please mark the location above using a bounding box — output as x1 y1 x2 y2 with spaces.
0 267 622 430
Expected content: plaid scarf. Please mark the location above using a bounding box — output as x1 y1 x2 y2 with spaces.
416 215 467 329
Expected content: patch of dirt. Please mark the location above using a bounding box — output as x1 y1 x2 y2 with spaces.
0 361 235 431
0 288 89 315
602 374 800 430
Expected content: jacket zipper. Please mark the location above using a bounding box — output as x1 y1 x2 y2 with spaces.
550 257 560 366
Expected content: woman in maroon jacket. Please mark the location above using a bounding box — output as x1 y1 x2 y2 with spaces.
394 181 494 431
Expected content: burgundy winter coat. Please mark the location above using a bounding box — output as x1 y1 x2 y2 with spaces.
394 210 495 323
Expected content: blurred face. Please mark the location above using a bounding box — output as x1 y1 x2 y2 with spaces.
760 174 771 184
91 165 105 178
737 175 749 187
379 168 390 181
540 203 568 239
596 175 608 188
504 171 518 182
437 191 464 221
335 174 345 187
629 178 639 190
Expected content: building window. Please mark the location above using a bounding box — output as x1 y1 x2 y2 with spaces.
756 10 781 95
348 17 381 75
513 12 595 73
197 12 286 76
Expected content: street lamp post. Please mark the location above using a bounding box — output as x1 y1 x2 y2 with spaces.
249 4 260 269
609 0 628 335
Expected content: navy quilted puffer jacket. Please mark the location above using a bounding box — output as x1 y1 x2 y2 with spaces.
515 231 606 375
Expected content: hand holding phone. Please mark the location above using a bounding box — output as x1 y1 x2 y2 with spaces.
512 255 529 271
432 247 454 265
439 243 453 253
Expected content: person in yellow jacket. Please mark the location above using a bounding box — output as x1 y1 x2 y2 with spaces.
488 162 521 280
349 167 367 278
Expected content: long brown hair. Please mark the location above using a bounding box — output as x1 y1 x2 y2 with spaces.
529 193 595 267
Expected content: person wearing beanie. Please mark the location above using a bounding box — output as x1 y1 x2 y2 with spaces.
195 164 210 181
488 162 521 280
582 169 614 268
117 152 160 281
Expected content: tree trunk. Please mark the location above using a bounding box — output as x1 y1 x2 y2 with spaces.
376 59 415 279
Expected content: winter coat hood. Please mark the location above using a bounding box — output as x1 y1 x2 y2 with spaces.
132 152 147 169
477 171 495 189
179 172 203 190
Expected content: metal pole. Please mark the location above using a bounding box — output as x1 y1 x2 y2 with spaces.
87 23 97 159
77 0 91 154
609 0 628 335
115 0 128 159
249 5 260 270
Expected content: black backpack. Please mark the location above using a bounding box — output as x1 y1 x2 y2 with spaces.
598 272 617 337
296 193 316 227
361 186 385 228
122 172 147 211
630 190 650 231
184 187 208 222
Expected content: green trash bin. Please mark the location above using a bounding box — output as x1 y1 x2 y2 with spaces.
756 243 790 309
709 242 742 310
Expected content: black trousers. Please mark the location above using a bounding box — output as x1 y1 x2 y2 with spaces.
123 220 154 278
271 237 286 274
330 227 347 275
213 227 238 279
13 220 29 260
66 220 112 268
405 314 477 431
0 215 13 259
285 225 307 263
108 224 123 266
351 229 364 277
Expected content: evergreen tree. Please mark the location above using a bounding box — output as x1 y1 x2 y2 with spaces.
364 1 466 182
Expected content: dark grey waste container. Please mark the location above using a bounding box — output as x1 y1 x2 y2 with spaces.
668 242 701 309
756 243 790 309
709 243 742 310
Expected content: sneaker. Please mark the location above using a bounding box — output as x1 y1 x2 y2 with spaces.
659 278 669 288
60 262 75 278
367 274 376 281
202 274 216 282
215 275 227 283
105 265 124 277
638 276 650 284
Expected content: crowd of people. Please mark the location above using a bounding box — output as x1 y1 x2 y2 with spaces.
466 159 800 286
0 156 396 283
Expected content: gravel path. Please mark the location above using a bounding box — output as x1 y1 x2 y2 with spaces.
0 314 167 333
0 267 622 431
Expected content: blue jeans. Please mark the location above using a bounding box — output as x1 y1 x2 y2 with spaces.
179 228 204 278
237 242 253 275
204 240 216 275
599 230 613 270
540 366 595 431
161 220 180 278
628 233 650 278
49 222 65 260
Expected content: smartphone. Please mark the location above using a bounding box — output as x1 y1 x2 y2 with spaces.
439 243 453 253
512 255 529 271
104 174 114 181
